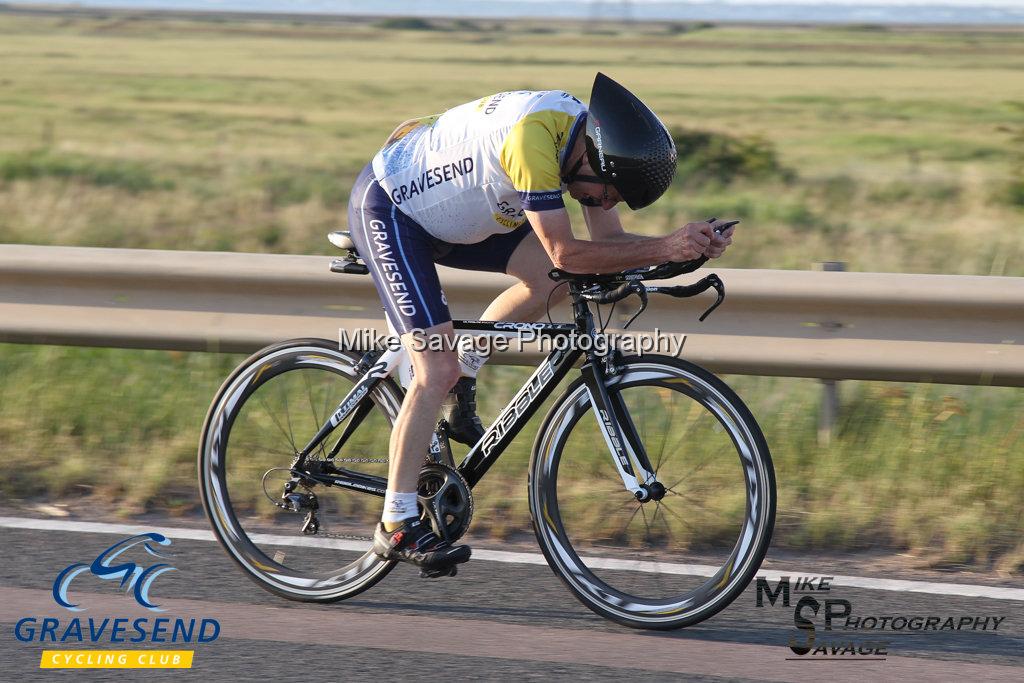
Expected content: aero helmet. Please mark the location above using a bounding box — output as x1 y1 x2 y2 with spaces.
583 72 677 210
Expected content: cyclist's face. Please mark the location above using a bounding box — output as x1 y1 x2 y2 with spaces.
568 180 621 210
567 155 622 210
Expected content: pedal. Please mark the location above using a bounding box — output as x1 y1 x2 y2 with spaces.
419 565 458 579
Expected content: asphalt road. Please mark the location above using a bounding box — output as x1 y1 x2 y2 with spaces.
1 523 1021 682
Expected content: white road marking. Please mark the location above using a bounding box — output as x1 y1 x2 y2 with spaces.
2 515 1022 601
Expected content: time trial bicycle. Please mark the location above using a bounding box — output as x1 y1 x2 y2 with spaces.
198 224 775 630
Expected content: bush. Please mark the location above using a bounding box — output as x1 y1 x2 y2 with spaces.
665 21 715 35
374 17 436 31
996 119 1024 208
450 19 482 32
1002 178 1024 208
257 166 350 208
670 127 792 186
0 150 172 193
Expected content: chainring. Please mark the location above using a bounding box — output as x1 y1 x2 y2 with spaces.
417 462 474 543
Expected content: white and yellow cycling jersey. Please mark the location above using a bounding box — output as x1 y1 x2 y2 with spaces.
371 90 587 244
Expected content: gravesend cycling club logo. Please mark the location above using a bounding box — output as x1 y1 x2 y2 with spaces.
755 574 1007 661
53 533 175 612
14 532 221 669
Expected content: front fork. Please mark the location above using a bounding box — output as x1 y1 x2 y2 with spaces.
581 353 665 502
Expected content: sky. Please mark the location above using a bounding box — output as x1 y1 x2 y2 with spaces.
11 0 1024 23
14 0 1024 6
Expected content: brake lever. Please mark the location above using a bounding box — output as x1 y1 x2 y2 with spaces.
622 285 648 330
648 273 725 321
698 274 725 321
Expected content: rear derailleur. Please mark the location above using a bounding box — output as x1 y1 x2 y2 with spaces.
280 477 320 535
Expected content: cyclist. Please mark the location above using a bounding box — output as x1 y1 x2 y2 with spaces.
348 72 735 575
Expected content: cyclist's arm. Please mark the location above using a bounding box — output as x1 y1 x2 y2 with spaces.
527 208 697 272
503 115 710 270
584 205 736 257
581 204 655 243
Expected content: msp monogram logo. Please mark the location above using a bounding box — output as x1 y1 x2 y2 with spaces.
755 574 1007 661
53 533 176 612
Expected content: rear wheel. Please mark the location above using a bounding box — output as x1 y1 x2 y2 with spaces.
529 355 775 629
198 339 402 602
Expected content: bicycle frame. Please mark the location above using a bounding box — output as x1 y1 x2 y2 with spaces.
294 286 659 498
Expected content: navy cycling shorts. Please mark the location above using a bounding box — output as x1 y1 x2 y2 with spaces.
347 163 532 334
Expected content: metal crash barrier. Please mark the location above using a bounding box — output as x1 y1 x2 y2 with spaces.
0 245 1021 386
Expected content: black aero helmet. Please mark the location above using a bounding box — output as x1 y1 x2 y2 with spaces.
584 73 677 210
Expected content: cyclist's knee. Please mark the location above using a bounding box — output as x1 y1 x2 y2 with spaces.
520 278 568 306
409 350 461 394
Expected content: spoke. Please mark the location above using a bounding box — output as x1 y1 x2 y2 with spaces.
243 398 288 450
229 441 300 459
617 503 642 540
663 457 715 493
655 502 676 542
661 426 693 474
281 383 297 451
658 501 686 547
666 478 718 495
321 374 338 437
638 392 649 448
651 504 668 593
664 489 715 514
653 388 678 473
664 473 689 493
257 392 297 452
658 501 699 535
660 397 707 471
303 370 322 434
639 503 652 544
636 503 668 591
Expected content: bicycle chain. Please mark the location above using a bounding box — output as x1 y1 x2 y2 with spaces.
310 456 386 541
319 529 374 542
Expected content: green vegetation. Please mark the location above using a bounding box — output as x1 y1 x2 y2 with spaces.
373 17 438 32
0 150 173 193
2 345 1021 571
0 10 1021 569
671 127 793 186
1 11 1022 271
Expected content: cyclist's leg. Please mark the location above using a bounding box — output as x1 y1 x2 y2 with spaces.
488 230 570 322
389 321 460 499
434 223 567 323
347 166 465 563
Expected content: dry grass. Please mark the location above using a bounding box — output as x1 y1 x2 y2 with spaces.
0 11 1022 567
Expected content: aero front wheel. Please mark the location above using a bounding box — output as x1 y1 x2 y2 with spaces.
198 338 402 603
529 354 775 630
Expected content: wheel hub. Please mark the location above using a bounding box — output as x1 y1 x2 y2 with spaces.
634 481 666 502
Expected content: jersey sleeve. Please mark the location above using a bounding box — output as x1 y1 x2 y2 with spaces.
499 110 575 212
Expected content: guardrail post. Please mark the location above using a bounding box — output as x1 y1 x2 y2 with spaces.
816 261 846 446
819 379 840 446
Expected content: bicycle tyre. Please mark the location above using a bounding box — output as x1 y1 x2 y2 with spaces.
198 338 402 603
529 354 775 630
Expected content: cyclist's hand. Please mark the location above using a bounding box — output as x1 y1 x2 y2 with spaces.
668 222 714 261
706 219 735 259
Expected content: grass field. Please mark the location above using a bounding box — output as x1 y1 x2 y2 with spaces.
0 9 1022 570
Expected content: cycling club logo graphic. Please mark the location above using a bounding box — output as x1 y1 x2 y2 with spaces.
52 533 175 612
